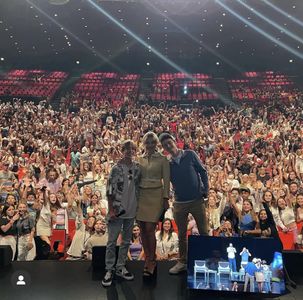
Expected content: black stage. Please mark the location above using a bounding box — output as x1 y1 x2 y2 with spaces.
0 259 302 300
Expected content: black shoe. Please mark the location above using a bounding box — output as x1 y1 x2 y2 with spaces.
102 271 114 287
143 263 157 278
116 267 134 281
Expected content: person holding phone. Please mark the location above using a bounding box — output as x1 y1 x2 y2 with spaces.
0 204 19 260
16 202 36 261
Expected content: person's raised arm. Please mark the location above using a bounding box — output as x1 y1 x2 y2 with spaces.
230 194 241 219
262 201 275 225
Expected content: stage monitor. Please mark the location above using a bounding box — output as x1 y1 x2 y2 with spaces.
187 236 286 297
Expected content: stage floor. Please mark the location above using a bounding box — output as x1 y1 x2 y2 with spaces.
0 260 302 300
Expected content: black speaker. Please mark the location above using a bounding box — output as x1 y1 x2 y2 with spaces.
0 245 13 267
34 236 51 260
92 246 119 271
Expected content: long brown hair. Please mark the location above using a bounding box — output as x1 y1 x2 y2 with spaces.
241 199 257 222
159 218 175 241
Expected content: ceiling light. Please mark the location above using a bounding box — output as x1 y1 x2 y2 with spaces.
289 59 293 63
146 62 150 66
216 62 220 65
76 60 80 64
0 57 4 61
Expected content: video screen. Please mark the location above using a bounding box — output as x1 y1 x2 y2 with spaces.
187 236 286 295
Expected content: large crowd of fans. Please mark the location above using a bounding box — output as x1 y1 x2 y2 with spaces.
1 92 303 262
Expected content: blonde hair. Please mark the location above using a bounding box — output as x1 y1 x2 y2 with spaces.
142 131 159 146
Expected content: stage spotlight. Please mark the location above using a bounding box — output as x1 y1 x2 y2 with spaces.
183 84 188 95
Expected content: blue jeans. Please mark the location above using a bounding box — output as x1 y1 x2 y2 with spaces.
244 273 255 292
105 217 134 271
229 258 237 272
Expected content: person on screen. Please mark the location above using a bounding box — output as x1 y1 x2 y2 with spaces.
261 260 271 293
159 132 208 275
101 140 141 287
232 281 239 292
270 252 284 294
244 258 258 292
226 243 237 272
240 247 251 268
255 259 265 293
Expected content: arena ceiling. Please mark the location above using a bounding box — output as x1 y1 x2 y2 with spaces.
0 0 303 74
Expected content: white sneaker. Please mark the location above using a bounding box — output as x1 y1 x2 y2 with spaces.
169 262 187 275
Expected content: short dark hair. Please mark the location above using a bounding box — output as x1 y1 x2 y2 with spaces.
158 132 175 144
121 139 136 152
27 192 36 198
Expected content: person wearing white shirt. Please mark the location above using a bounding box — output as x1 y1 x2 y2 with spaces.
226 243 237 272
